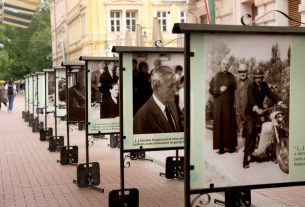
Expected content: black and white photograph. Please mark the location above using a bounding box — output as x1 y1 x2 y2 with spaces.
47 72 55 109
132 53 184 134
57 77 66 109
204 34 290 187
55 68 67 118
89 60 119 119
67 69 86 122
87 59 119 134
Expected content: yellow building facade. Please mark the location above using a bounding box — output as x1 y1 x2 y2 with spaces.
50 0 189 65
189 0 304 26
50 0 305 65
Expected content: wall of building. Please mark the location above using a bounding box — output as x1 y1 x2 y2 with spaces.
192 0 294 26
50 0 305 64
50 0 189 64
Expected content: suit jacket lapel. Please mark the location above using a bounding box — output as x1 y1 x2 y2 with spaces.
149 97 173 132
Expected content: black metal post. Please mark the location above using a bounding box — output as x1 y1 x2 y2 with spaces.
27 76 30 113
32 75 35 118
66 67 70 147
36 74 40 123
54 72 58 138
24 77 27 114
184 33 191 207
44 71 48 129
119 53 125 190
85 64 89 165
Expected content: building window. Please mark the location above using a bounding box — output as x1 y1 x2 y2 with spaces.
288 0 301 26
180 11 186 23
126 11 136 31
157 11 167 31
110 11 121 32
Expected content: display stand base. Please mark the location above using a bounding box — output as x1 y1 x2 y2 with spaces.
160 156 184 180
73 162 104 193
89 134 107 145
39 128 53 141
78 122 85 131
214 190 251 207
129 151 153 162
48 136 64 152
28 114 35 127
24 112 30 122
109 188 139 207
58 146 78 165
109 134 120 148
22 111 27 119
32 119 41 132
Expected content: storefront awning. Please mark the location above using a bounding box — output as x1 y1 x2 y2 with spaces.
0 0 40 28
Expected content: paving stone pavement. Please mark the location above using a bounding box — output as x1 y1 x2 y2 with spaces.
0 94 305 207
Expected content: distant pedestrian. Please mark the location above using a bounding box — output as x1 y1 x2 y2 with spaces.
5 80 16 113
0 82 7 109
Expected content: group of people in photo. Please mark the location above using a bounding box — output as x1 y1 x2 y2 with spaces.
209 57 288 169
91 60 119 119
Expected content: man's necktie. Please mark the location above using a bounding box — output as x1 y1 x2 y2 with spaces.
165 105 177 132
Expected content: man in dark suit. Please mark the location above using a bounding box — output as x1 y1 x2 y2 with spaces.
243 67 285 168
133 65 182 134
68 70 86 122
91 61 105 103
100 83 119 118
99 61 119 98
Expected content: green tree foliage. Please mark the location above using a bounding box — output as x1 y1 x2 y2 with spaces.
0 1 51 80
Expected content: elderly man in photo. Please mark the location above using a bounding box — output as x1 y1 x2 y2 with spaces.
209 58 237 154
133 65 182 134
235 63 252 138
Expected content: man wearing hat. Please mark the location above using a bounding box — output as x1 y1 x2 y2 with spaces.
243 67 285 168
235 63 252 138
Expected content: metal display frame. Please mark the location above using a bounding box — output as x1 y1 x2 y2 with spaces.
61 61 103 192
28 73 37 128
59 62 85 165
172 23 305 207
40 69 55 141
32 71 45 133
22 75 27 119
22 75 30 121
48 66 67 152
79 56 120 146
25 73 35 126
110 46 185 205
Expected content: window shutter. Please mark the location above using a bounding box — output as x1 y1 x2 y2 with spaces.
288 0 301 26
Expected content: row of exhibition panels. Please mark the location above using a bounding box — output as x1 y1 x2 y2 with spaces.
22 23 305 206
